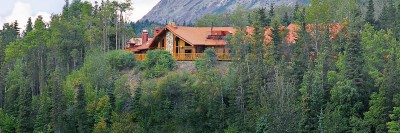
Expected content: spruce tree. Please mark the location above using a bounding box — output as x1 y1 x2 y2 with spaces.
51 67 64 133
17 62 33 133
365 0 375 26
282 12 290 26
26 17 33 33
293 3 300 22
266 3 275 26
271 19 282 62
13 20 20 36
75 84 88 133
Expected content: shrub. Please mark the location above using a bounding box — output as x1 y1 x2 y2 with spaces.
142 50 175 78
106 50 135 70
195 48 217 70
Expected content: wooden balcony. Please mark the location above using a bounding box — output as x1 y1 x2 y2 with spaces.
135 54 147 61
134 53 231 61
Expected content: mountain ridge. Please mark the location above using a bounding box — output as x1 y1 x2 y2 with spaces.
140 0 309 24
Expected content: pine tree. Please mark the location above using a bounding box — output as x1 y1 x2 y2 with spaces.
266 3 275 26
344 32 372 112
365 0 375 26
271 19 282 62
13 20 20 36
50 67 64 133
0 39 4 108
293 3 300 22
282 12 290 26
75 84 88 133
26 17 33 33
378 0 397 30
299 54 328 132
17 61 33 133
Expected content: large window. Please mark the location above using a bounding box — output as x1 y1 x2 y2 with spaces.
175 37 180 53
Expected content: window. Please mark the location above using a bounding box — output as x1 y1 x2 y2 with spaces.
161 39 165 48
185 49 192 53
185 42 191 46
175 37 180 53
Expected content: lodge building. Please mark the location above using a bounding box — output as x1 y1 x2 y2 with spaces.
126 22 341 61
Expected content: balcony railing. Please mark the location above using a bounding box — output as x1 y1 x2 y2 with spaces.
134 53 231 61
135 54 147 61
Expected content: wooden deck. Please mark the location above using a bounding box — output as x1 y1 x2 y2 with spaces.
135 53 231 61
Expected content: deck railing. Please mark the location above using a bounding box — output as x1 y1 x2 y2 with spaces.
135 54 147 61
134 53 231 61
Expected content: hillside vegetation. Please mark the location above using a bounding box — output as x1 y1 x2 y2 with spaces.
2 0 400 132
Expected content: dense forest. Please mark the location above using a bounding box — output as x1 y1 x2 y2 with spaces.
2 0 400 132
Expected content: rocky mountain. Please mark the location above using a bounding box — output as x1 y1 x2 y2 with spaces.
140 0 309 24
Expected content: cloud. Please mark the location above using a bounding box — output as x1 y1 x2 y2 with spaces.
5 2 32 28
1 1 52 32
0 0 161 31
0 16 5 27
132 0 160 21
83 0 160 22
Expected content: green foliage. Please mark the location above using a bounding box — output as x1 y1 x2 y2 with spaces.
365 0 375 25
364 92 387 132
2 0 400 132
75 84 89 133
387 107 400 133
17 66 33 133
325 80 360 132
142 50 175 78
0 108 17 133
106 50 135 70
138 72 197 132
195 48 217 70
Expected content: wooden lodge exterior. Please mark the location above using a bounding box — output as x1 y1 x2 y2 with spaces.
126 23 235 61
126 23 342 61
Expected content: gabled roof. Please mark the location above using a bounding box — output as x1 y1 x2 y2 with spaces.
165 25 236 46
127 25 237 52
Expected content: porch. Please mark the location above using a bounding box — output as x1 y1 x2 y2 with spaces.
135 53 231 61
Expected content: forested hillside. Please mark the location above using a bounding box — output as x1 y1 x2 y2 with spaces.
1 0 400 132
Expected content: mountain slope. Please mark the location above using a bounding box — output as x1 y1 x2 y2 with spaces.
140 0 309 24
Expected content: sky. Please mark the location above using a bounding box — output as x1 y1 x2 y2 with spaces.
0 0 160 31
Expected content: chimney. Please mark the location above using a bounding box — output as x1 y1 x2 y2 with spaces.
154 27 161 35
168 22 177 28
142 30 149 45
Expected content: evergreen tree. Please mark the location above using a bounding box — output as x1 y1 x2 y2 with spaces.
267 4 275 26
282 12 290 26
344 32 367 101
26 17 33 34
300 65 325 132
293 3 300 22
13 20 20 36
271 19 282 62
75 84 88 133
17 60 33 133
365 0 375 26
378 0 397 30
50 67 65 133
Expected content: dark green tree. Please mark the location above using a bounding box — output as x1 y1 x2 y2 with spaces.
365 0 375 26
282 12 290 26
271 19 282 62
17 60 33 133
75 84 88 133
50 67 65 133
267 3 275 26
26 17 33 34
